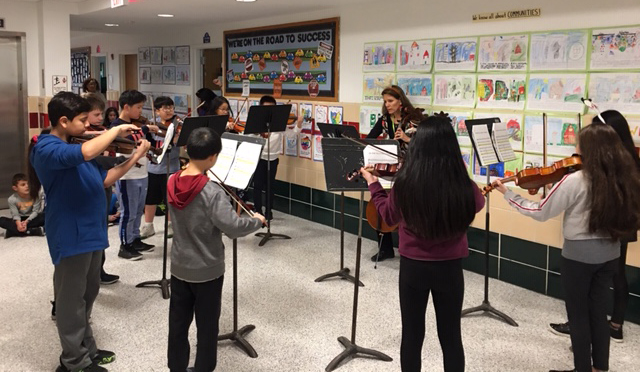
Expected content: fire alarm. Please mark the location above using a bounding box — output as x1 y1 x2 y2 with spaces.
97 45 101 53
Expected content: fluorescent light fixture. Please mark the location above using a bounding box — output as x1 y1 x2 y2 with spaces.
105 23 119 27
157 14 174 17
236 0 257 2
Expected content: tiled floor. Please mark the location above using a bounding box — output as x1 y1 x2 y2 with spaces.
0 211 638 371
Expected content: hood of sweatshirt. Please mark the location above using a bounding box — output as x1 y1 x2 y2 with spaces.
167 170 210 210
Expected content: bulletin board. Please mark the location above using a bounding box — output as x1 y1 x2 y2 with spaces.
223 17 340 101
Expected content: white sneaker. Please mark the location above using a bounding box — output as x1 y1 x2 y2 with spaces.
140 223 155 239
167 222 173 238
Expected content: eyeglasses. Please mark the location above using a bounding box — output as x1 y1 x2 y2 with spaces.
160 106 175 112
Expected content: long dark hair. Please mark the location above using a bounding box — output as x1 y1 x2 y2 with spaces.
579 123 640 239
103 107 119 127
208 96 234 117
393 116 476 240
381 85 424 125
592 110 640 169
196 88 217 115
28 128 51 201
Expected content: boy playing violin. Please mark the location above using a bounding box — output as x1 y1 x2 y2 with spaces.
29 92 150 372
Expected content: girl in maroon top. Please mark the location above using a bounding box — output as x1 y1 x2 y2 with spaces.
361 116 484 372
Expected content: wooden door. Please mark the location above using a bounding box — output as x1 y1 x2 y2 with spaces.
124 54 138 91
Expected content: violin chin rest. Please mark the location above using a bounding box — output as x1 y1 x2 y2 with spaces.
528 189 539 195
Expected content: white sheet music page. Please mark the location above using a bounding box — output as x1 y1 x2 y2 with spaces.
155 123 175 164
471 124 499 166
363 144 398 189
209 138 238 183
224 141 262 189
491 122 517 162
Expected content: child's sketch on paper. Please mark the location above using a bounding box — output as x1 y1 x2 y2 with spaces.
434 38 477 71
477 75 526 109
397 75 433 104
397 40 432 72
526 74 586 112
530 31 588 70
433 75 476 108
363 74 395 102
591 28 640 70
363 42 396 72
359 105 383 135
478 35 528 71
475 112 523 151
589 73 640 115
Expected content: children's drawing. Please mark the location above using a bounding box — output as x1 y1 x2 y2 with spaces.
524 116 544 153
476 75 526 109
313 135 324 161
434 37 477 71
448 111 472 146
299 133 312 159
433 75 476 108
150 47 162 65
138 47 150 65
163 66 176 85
588 73 640 115
475 112 523 151
397 40 432 72
547 117 578 156
162 47 176 65
478 35 529 71
628 119 640 146
526 74 587 112
285 130 298 156
397 74 433 104
176 66 190 86
328 106 343 124
363 42 396 72
299 103 314 131
175 46 190 65
315 105 328 124
151 66 162 84
590 27 640 70
363 73 396 102
460 147 472 173
472 155 505 183
530 31 588 71
359 105 383 135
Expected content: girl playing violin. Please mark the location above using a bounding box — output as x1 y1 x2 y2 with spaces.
205 96 235 131
361 116 484 372
493 123 640 372
367 85 424 262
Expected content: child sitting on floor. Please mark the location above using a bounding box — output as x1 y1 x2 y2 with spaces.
0 173 44 238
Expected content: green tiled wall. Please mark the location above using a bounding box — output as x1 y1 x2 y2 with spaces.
270 180 640 325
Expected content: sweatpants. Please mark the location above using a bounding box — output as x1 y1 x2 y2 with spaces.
562 257 617 372
168 275 224 372
399 256 465 372
54 250 103 371
0 213 45 236
115 177 148 245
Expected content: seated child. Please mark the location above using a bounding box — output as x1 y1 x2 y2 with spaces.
0 173 44 238
167 127 265 372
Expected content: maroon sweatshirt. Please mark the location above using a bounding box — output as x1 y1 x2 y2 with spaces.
368 181 485 261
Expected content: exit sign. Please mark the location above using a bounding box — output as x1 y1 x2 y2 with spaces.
0 18 5 29
111 0 125 8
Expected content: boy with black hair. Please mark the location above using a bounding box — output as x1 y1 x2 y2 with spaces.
141 96 181 239
112 90 158 260
167 127 265 372
30 91 150 372
0 173 44 238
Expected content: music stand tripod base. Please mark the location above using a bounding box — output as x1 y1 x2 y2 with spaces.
461 300 518 327
255 230 291 247
218 325 258 358
135 278 171 299
325 336 392 372
315 267 363 287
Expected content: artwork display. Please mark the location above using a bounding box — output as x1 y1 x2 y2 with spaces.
176 66 190 86
434 37 477 71
328 106 343 124
530 31 588 71
363 73 395 102
313 135 324 161
140 67 151 84
151 67 162 84
588 73 640 114
163 66 176 85
397 74 433 104
285 130 298 156
591 27 640 70
449 112 473 146
138 47 150 65
524 115 578 156
150 47 162 65
175 46 190 65
299 103 314 131
299 133 312 159
359 105 383 135
476 75 526 110
526 74 587 112
363 42 396 72
315 105 328 124
478 34 529 71
163 47 176 65
397 40 432 72
433 75 476 108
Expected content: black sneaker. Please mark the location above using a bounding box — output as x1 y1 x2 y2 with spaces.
27 226 45 236
118 244 143 261
132 238 154 253
609 321 623 343
4 229 15 239
549 322 570 337
100 273 120 285
56 361 107 372
92 349 116 365
51 300 56 321
371 250 394 262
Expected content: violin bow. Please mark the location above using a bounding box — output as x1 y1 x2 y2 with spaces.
581 98 606 124
342 136 399 159
206 169 256 218
233 97 249 127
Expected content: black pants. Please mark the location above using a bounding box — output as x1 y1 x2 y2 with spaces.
611 242 629 325
102 188 111 277
562 257 617 372
168 275 224 372
399 256 465 372
377 232 394 254
252 158 278 215
0 213 45 236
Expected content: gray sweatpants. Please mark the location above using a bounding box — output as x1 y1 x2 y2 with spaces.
54 250 102 371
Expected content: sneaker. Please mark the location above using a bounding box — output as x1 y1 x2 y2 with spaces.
100 273 120 285
132 238 154 253
27 226 45 236
118 244 143 261
610 321 623 343
549 322 571 337
167 222 173 238
92 349 116 365
56 361 107 372
140 223 155 239
51 300 56 321
370 250 394 262
4 229 15 239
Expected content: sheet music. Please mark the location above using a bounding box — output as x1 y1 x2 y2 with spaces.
471 124 499 166
155 124 175 164
363 144 398 189
224 141 262 189
491 123 517 162
209 138 238 183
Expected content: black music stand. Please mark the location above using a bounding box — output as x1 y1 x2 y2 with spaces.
461 118 518 327
321 138 393 372
244 104 292 246
216 132 266 358
317 123 360 139
177 115 229 145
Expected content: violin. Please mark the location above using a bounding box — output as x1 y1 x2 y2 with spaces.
483 155 582 196
346 163 402 182
206 169 266 227
366 202 397 233
69 133 137 155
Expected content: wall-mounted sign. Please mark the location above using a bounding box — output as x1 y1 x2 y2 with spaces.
472 9 541 22
52 75 68 94
111 0 125 8
203 32 211 44
0 18 5 29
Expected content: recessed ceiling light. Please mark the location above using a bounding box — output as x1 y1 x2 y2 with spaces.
157 14 174 17
105 23 119 27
